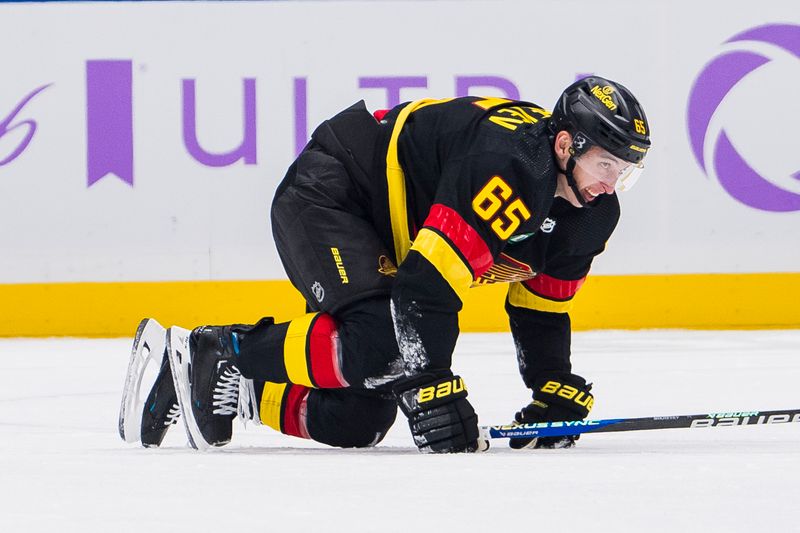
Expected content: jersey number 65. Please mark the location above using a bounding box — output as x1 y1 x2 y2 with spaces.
472 175 532 240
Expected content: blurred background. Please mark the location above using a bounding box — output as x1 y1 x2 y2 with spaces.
0 0 798 336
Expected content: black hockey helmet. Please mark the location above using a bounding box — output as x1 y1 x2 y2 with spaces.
549 76 651 206
549 76 651 165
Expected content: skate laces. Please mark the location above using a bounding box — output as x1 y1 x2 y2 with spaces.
212 365 241 416
164 404 181 426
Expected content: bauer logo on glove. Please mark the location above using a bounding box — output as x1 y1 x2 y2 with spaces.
418 376 466 403
540 379 594 412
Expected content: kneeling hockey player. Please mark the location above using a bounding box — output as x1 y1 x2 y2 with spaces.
120 76 651 453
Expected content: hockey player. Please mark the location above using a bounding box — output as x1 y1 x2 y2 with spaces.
120 76 650 453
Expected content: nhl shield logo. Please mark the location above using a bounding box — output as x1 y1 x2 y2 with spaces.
540 217 556 233
311 281 325 302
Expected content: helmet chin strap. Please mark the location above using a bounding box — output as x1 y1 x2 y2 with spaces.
561 155 594 208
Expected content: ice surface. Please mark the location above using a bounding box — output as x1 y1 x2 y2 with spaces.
1 330 799 532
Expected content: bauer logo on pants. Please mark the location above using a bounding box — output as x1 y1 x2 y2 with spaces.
687 23 800 212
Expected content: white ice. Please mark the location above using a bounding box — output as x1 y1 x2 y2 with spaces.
1 330 799 532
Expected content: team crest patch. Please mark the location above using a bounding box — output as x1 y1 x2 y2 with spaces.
311 281 325 302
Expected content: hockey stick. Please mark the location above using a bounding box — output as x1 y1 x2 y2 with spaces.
481 408 800 440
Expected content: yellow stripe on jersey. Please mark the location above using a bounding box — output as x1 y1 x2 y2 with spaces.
283 313 316 388
259 382 288 433
411 228 473 302
385 98 454 264
472 97 512 110
508 281 574 313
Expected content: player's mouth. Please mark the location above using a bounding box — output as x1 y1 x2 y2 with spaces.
581 187 602 204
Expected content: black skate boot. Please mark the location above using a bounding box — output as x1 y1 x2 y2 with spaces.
167 325 244 450
119 318 181 447
140 350 181 447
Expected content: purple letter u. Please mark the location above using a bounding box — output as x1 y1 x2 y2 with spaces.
182 78 257 167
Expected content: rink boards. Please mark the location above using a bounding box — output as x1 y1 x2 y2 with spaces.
0 1 798 335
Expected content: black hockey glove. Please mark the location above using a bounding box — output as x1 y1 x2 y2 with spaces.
394 373 479 453
510 371 594 450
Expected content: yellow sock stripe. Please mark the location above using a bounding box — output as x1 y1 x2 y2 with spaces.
385 98 454 264
508 281 573 313
411 228 473 302
259 382 288 433
283 313 317 388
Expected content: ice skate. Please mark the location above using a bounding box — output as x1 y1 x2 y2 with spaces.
119 318 180 446
167 325 243 450
139 351 181 447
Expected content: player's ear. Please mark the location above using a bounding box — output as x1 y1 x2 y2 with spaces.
554 130 572 159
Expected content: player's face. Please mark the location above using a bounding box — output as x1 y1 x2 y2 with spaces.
571 146 644 204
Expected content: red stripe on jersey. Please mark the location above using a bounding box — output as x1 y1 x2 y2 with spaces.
424 203 493 277
524 273 586 301
308 314 349 388
282 385 310 439
373 109 389 121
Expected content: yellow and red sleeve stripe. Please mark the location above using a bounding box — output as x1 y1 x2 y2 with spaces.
425 204 494 276
259 382 311 439
283 313 349 389
411 203 493 301
508 273 587 313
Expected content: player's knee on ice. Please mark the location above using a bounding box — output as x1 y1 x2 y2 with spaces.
306 389 397 448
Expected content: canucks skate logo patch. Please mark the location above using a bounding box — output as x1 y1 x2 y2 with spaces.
473 252 534 285
540 217 556 233
311 281 325 302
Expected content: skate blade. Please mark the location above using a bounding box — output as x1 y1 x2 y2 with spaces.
118 318 166 444
166 326 211 451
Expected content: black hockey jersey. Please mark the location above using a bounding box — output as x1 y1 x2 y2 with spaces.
315 97 619 384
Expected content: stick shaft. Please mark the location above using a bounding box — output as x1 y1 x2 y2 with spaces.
483 409 800 439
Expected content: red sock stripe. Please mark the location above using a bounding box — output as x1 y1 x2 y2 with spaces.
523 273 586 301
308 313 349 388
281 385 310 439
424 203 493 278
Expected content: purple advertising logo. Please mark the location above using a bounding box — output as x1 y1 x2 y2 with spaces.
87 60 134 186
687 23 800 212
0 84 51 167
86 60 260 187
183 78 257 167
7 64 588 186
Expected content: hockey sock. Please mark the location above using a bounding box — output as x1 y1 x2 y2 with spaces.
237 313 349 388
258 382 311 439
